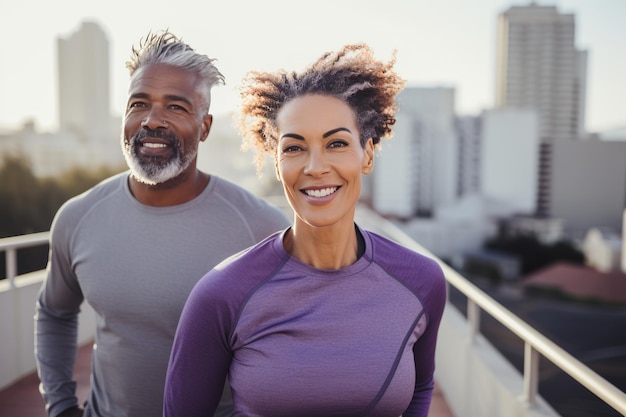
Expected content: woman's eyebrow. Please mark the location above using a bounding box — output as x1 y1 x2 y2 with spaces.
323 127 351 138
280 127 352 141
280 133 305 140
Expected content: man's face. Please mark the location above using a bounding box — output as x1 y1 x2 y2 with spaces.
121 63 212 185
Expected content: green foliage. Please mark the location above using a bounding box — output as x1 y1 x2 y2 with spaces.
0 155 124 278
0 154 124 238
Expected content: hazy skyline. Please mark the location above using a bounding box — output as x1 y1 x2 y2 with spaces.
1 0 624 133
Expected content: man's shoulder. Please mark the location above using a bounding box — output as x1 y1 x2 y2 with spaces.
211 176 288 217
210 232 284 283
55 172 127 219
212 176 266 201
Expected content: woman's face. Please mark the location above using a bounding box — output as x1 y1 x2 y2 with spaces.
275 94 374 229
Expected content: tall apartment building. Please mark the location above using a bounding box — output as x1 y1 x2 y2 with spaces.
495 4 588 216
495 4 587 142
57 21 111 143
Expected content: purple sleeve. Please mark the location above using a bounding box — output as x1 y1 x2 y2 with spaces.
404 260 448 417
163 272 233 417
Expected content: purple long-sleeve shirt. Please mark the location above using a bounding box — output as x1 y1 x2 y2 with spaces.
164 227 447 417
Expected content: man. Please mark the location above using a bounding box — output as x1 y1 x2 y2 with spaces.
34 30 290 417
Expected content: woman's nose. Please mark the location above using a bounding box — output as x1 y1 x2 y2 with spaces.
304 149 329 175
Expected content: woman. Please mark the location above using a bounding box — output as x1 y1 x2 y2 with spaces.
164 43 447 417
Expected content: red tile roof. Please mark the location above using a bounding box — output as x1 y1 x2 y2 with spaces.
523 262 626 304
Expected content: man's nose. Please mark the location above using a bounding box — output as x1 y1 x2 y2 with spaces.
141 108 168 129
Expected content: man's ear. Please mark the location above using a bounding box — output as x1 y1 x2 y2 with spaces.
200 114 213 142
362 139 375 175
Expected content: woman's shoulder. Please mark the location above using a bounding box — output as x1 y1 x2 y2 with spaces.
364 229 446 293
365 230 439 267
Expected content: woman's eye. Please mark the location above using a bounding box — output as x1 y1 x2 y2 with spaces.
283 145 302 153
328 140 348 148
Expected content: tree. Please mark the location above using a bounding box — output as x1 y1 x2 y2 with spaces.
0 154 124 277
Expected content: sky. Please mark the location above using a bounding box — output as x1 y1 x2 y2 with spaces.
0 0 624 133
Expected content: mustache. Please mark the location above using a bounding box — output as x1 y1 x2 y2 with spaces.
132 128 178 145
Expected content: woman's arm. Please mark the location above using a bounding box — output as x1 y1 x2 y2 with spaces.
164 274 233 417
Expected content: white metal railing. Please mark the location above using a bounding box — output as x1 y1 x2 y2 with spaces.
0 231 49 288
364 213 626 417
3 221 626 416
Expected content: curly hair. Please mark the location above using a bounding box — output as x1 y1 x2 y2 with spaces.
125 30 225 113
236 43 405 172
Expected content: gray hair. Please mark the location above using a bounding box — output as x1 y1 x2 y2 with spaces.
125 30 225 113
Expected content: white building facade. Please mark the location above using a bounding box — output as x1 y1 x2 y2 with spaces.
373 86 458 219
481 108 539 215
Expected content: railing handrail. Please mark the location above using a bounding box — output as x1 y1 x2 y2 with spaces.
0 231 49 288
0 231 49 250
357 208 626 416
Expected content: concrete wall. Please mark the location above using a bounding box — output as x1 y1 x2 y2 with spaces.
0 272 95 390
435 304 560 417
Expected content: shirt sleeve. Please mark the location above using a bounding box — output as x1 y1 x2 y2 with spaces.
404 261 448 417
34 209 85 417
164 272 234 417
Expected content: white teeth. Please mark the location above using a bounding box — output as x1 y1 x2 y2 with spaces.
143 143 167 148
305 187 337 198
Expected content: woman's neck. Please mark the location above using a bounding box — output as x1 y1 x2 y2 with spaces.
284 221 360 270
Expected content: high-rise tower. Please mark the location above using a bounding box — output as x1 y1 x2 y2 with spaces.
57 21 111 142
495 4 588 215
495 4 587 142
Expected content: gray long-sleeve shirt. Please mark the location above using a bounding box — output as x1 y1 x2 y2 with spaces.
35 171 290 417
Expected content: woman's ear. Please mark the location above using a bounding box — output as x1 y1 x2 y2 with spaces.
362 139 375 175
274 153 281 181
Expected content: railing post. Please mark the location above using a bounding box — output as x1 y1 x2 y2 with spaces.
467 299 480 342
6 248 17 289
523 342 539 405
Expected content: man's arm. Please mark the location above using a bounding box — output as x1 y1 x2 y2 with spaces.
56 405 84 417
34 211 85 417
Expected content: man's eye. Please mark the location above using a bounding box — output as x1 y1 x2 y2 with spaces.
129 102 146 109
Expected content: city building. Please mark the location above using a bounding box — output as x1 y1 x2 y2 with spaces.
495 4 587 142
372 86 458 219
481 108 539 216
0 21 124 177
582 227 623 273
549 139 626 237
455 116 482 198
57 21 112 144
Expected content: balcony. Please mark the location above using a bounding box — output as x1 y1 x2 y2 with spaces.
1 206 625 417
